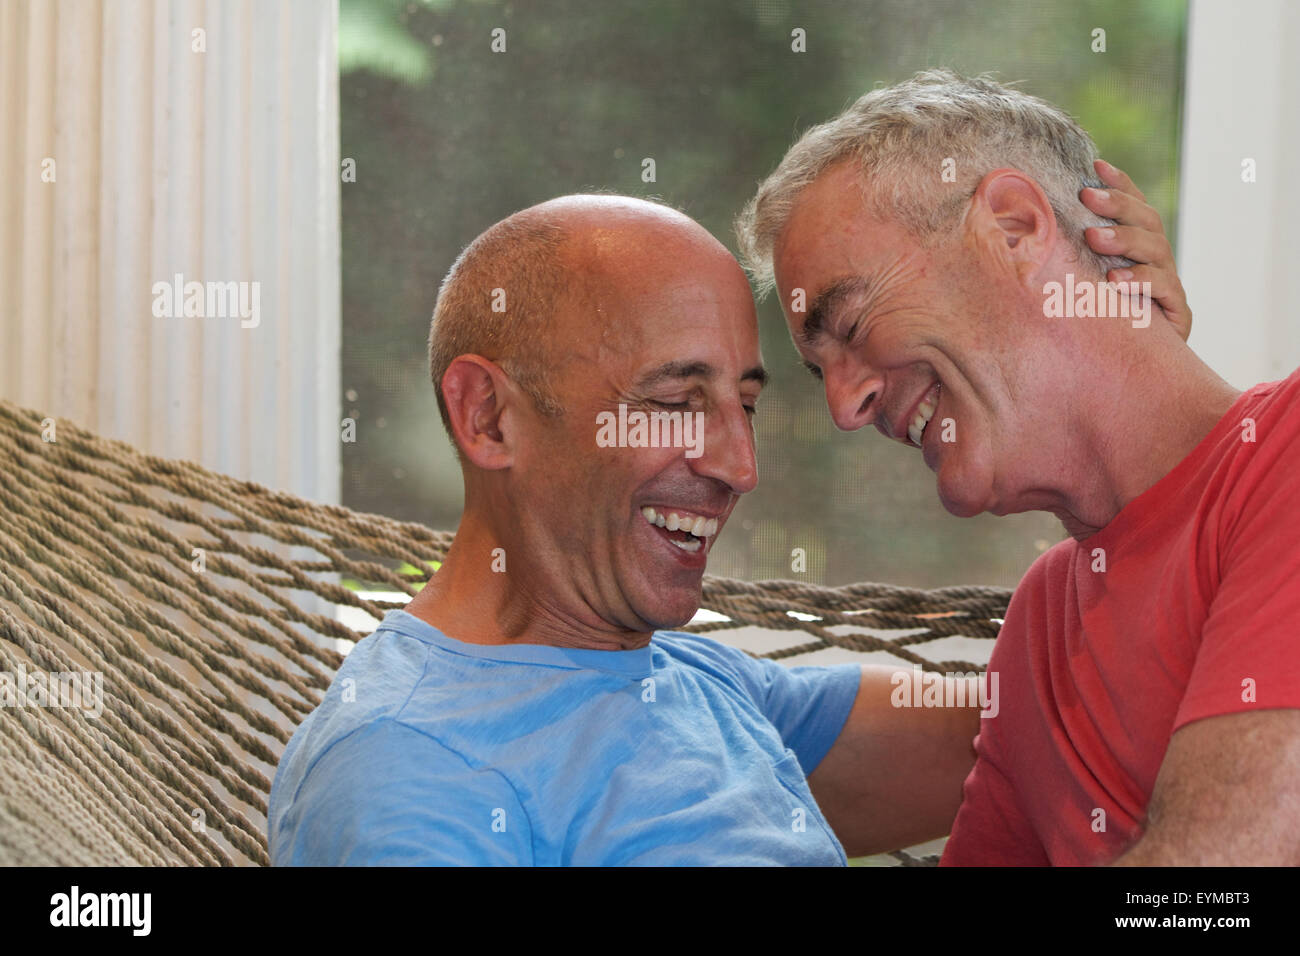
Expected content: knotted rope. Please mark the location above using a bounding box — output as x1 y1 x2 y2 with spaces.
0 399 1010 866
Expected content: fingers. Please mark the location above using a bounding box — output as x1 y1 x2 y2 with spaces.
1105 264 1192 341
1079 159 1192 341
1081 183 1163 234
1093 158 1146 203
1085 223 1172 268
1106 264 1180 306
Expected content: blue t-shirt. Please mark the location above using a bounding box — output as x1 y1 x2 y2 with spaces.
268 609 861 865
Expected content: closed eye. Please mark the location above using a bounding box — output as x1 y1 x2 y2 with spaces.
802 360 823 381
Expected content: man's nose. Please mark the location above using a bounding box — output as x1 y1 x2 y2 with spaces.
689 402 758 495
824 364 884 432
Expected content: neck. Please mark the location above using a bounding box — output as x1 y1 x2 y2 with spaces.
404 513 653 651
1047 340 1241 540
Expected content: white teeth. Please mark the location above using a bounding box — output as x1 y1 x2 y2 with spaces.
639 507 720 539
907 383 941 448
670 537 702 553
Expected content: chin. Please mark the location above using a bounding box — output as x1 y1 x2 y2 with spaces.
937 489 984 519
935 462 995 519
657 602 701 632
636 588 702 632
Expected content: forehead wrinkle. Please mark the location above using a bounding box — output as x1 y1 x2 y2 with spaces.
634 360 717 390
803 252 921 348
803 276 868 346
634 360 768 393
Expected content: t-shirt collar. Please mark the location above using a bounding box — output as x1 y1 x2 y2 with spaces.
379 609 655 678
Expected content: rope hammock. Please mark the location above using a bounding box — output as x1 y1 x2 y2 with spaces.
0 398 1010 867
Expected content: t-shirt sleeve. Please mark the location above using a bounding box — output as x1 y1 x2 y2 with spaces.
270 718 532 866
1175 413 1300 731
941 743 1049 866
746 657 862 776
676 633 860 775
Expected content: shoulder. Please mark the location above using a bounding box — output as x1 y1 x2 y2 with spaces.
270 626 442 820
651 629 767 688
279 718 523 821
1210 368 1300 535
281 716 480 810
651 629 797 713
650 629 860 707
1010 539 1077 600
1242 366 1300 422
295 627 438 750
1235 368 1300 456
1212 368 1300 480
652 628 750 664
310 716 496 785
271 718 531 865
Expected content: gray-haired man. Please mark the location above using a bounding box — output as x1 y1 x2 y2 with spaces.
737 69 1300 865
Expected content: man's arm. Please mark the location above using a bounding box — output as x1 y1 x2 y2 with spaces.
1111 709 1300 866
807 666 982 857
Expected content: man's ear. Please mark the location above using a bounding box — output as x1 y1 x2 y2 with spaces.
968 168 1058 285
440 355 517 469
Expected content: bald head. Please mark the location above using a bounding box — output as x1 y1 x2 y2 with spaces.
423 195 764 638
428 194 735 447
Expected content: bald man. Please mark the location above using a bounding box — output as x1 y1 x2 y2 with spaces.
268 192 1183 866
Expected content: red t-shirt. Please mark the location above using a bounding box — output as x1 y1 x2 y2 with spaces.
941 369 1300 866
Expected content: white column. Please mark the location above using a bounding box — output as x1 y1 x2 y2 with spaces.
0 0 340 505
1178 0 1300 389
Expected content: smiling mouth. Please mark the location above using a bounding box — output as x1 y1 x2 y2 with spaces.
906 382 941 448
640 506 719 554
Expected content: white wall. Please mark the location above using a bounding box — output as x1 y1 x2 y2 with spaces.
1178 0 1300 389
0 0 340 504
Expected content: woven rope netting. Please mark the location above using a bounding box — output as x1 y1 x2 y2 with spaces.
0 399 1010 866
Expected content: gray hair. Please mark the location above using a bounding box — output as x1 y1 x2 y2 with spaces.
735 69 1127 297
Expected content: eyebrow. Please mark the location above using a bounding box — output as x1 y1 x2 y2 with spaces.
802 276 871 347
635 360 769 390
